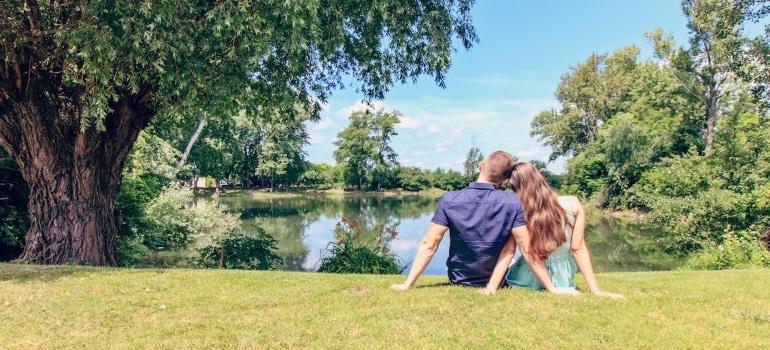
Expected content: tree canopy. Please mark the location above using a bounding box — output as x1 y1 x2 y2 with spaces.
0 0 478 265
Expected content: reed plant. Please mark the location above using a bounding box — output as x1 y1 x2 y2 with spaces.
316 218 406 274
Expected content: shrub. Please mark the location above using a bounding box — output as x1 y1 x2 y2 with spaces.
141 185 240 251
316 218 406 274
682 231 770 270
196 226 282 270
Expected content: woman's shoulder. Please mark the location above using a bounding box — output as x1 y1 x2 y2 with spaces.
558 195 583 212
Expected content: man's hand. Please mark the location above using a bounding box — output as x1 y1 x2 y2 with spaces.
477 287 497 296
593 290 624 299
391 283 411 291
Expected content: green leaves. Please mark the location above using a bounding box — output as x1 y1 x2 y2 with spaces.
333 109 400 190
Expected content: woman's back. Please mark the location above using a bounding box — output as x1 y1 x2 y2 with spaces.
504 196 578 289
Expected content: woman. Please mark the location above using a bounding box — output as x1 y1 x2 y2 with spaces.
480 162 622 298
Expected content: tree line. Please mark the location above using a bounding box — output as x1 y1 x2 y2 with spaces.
533 0 770 267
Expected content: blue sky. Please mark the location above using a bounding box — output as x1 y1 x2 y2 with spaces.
304 1 692 174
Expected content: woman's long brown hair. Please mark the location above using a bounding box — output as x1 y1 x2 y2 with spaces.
508 162 572 260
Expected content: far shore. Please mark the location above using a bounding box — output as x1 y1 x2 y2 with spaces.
193 186 446 199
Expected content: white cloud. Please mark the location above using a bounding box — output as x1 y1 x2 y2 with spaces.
308 132 326 145
337 100 390 117
426 124 441 133
313 117 333 130
516 147 540 158
397 116 423 129
410 150 432 157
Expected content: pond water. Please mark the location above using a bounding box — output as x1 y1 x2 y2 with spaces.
202 193 680 275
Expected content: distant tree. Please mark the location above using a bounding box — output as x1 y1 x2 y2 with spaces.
462 147 484 182
433 167 466 191
397 166 431 192
334 110 400 190
531 48 639 161
529 160 563 190
648 0 750 154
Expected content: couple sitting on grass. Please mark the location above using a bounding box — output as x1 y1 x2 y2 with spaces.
392 150 622 298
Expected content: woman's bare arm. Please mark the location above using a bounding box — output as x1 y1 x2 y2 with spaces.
567 196 623 299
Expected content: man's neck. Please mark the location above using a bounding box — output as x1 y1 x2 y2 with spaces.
474 178 499 189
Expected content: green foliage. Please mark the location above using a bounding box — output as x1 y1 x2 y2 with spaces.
682 231 770 270
333 109 401 190
562 145 608 203
432 167 467 191
529 160 563 190
142 186 241 250
117 136 242 266
462 147 484 181
0 150 27 261
115 176 160 266
396 166 432 192
532 48 639 161
0 201 27 261
196 226 282 270
316 218 405 274
124 132 182 184
1 0 478 265
643 187 755 253
628 105 770 258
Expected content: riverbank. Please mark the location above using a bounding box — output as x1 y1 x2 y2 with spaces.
195 186 446 199
1 263 768 348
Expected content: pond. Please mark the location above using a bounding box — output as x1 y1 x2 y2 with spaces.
202 193 681 275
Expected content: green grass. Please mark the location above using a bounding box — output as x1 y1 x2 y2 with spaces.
1 264 768 349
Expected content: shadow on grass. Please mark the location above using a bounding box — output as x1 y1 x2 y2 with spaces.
0 263 91 283
412 281 452 288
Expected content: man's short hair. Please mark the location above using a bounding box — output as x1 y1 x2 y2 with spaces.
484 151 515 183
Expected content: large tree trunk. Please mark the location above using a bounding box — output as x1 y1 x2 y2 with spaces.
0 76 153 265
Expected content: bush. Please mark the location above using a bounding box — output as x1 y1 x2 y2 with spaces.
196 226 282 270
316 218 406 274
682 231 770 270
141 185 240 251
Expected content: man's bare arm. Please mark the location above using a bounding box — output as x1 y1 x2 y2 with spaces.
391 222 448 290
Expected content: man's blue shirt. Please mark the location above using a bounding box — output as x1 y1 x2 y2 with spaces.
431 182 526 286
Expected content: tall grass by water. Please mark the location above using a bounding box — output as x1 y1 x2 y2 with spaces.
1 263 768 349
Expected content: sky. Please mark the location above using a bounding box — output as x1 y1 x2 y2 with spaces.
304 1 694 174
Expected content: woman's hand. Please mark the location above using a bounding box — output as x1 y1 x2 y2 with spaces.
477 286 497 296
390 283 411 291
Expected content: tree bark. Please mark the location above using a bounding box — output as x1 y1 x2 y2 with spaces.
176 117 206 168
0 75 153 265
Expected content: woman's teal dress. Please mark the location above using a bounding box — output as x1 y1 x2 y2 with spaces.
504 196 578 290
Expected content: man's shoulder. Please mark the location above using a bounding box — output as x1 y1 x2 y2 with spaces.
490 190 521 203
439 188 466 201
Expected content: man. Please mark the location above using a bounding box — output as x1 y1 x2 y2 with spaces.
391 150 561 293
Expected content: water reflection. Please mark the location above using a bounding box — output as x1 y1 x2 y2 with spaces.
204 194 679 275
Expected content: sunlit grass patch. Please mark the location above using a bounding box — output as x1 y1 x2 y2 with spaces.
0 264 768 349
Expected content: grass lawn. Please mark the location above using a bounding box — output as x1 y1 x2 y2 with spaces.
1 263 768 349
